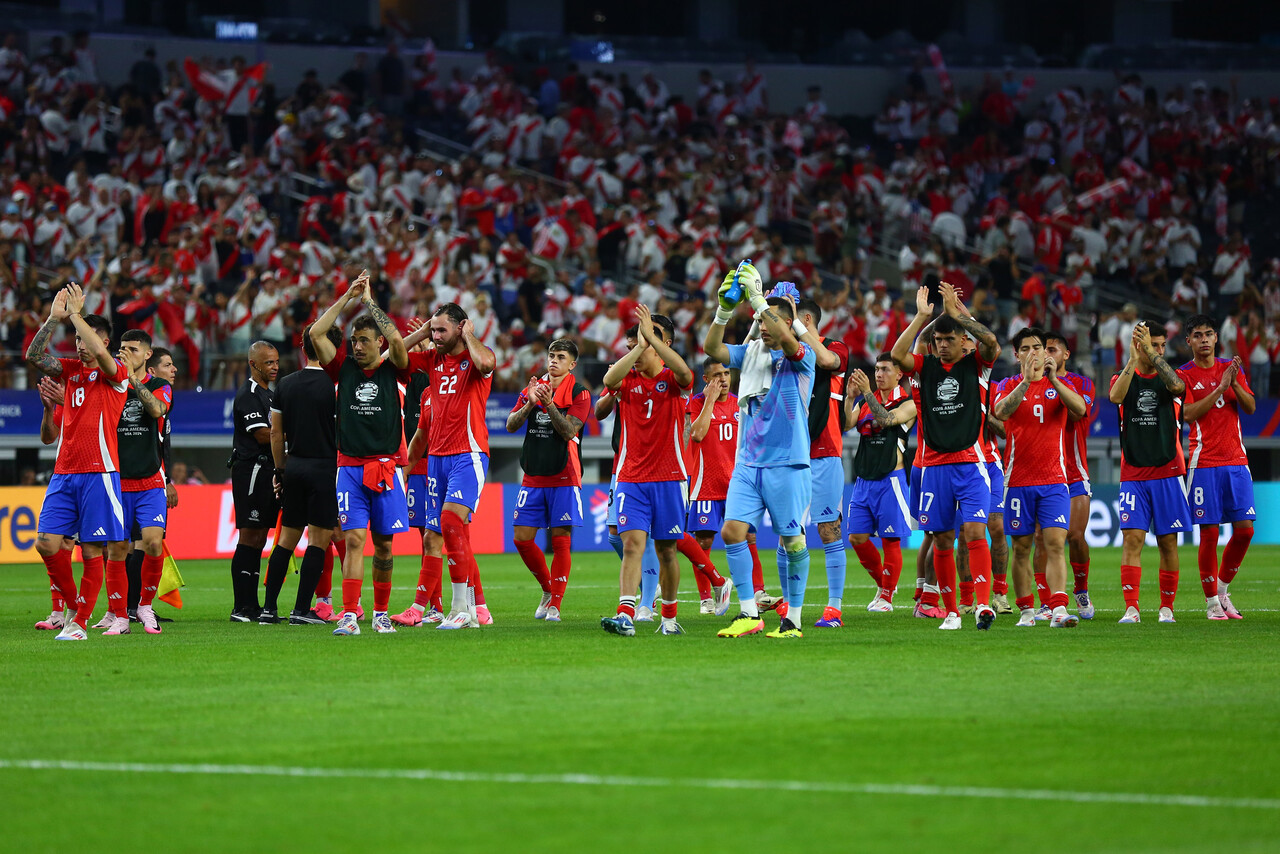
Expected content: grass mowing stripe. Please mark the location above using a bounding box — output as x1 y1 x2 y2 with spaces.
2 758 1277 811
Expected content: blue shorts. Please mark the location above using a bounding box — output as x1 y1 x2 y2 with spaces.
725 464 811 538
425 452 489 533
909 465 923 516
123 487 167 536
607 473 620 528
1068 479 1091 499
810 456 844 524
987 461 1005 513
846 470 914 539
615 480 689 539
917 462 991 533
336 465 409 536
1118 477 1191 535
1005 483 1070 535
1188 465 1256 526
513 485 583 528
39 472 127 542
687 498 726 533
406 473 429 529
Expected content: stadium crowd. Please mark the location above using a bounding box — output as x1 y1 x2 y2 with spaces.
0 33 1278 397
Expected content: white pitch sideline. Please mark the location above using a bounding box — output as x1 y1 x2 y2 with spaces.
0 758 1276 811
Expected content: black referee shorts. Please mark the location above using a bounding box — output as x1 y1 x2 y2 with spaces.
231 459 280 529
280 458 339 530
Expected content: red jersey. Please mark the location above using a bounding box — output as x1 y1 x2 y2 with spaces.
686 392 739 500
905 352 994 467
421 348 494 456
810 340 849 459
616 366 692 483
1062 372 1095 485
994 376 1069 487
1177 358 1251 470
511 378 593 488
1111 372 1187 481
54 357 130 475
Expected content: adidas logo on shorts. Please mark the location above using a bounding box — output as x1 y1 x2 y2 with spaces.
451 491 464 499
560 513 572 521
1054 515 1067 524
153 515 164 522
93 527 106 536
884 525 894 533
392 520 404 530
668 526 682 534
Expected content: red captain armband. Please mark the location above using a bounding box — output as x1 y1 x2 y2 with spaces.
787 343 809 363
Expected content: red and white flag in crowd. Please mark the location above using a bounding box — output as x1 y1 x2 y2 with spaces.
926 44 956 105
1064 177 1129 213
182 58 267 111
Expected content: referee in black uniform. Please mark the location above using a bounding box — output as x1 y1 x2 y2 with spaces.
229 340 280 621
261 323 342 625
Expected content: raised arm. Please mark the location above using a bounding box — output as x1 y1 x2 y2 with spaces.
359 275 408 369
1135 324 1184 395
1231 359 1256 415
65 283 116 374
506 380 540 433
850 370 915 428
689 383 722 443
602 340 646 391
636 303 693 387
25 289 68 378
310 273 366 365
891 287 933 372
459 318 496 375
1109 347 1138 404
941 281 1000 364
543 387 584 442
38 378 63 445
130 376 169 419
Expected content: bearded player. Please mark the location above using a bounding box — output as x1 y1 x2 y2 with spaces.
1179 315 1255 619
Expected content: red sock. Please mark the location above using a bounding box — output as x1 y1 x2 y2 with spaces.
693 566 713 600
660 599 677 619
74 555 105 628
316 543 335 598
882 539 902 602
932 547 959 614
1034 572 1049 607
966 539 992 606
334 538 347 564
341 578 362 615
373 580 392 613
1158 569 1178 610
678 534 724 586
852 541 883 588
1198 526 1220 598
43 548 77 609
105 558 128 618
514 539 552 592
50 585 62 612
140 554 164 606
1015 595 1035 611
1071 561 1090 594
959 581 975 607
617 599 636 619
415 554 443 609
1049 591 1069 610
749 542 764 593
440 511 475 585
550 535 572 608
993 573 1008 595
921 587 940 608
1120 564 1141 609
471 565 486 606
1220 526 1254 584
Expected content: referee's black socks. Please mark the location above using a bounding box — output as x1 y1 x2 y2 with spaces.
231 544 262 612
263 545 292 612
293 546 326 615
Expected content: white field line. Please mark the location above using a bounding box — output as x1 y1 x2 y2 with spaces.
0 758 1276 810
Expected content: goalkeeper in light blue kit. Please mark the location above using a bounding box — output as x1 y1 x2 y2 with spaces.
703 262 817 638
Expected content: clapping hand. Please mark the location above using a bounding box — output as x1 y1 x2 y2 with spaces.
850 368 872 396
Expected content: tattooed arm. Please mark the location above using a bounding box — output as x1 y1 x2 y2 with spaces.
865 393 916 428
544 397 584 442
25 289 69 378
130 377 169 419
362 286 408 369
942 281 1001 363
993 376 1030 421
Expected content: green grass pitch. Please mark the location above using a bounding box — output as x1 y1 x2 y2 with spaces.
2 545 1279 852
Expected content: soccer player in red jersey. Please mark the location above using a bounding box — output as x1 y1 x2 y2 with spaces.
402 302 496 630
600 305 695 637
33 377 78 631
993 328 1088 628
685 359 739 617
1109 323 1191 624
1033 332 1097 619
506 338 593 622
26 283 131 641
1178 315 1256 619
892 284 1002 631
